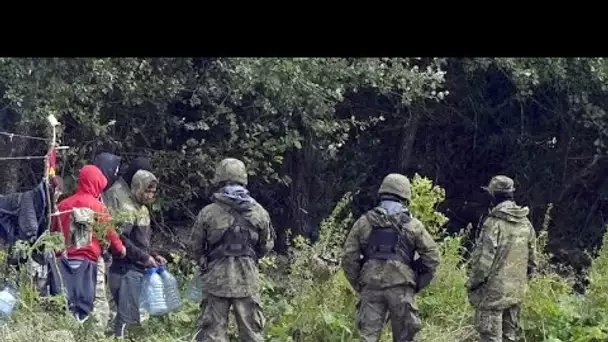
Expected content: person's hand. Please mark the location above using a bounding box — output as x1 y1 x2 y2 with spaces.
118 247 127 259
145 256 158 268
155 255 168 265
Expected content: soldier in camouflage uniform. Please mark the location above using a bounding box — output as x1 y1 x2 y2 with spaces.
192 158 275 342
467 175 538 342
342 173 441 342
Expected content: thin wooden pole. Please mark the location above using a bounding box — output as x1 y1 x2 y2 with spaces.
44 114 58 234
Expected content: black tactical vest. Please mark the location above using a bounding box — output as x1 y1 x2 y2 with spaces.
362 212 414 265
207 209 258 263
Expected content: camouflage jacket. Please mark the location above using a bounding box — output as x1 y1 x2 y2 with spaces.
106 171 160 271
341 205 440 291
191 186 275 298
102 177 150 233
467 200 538 310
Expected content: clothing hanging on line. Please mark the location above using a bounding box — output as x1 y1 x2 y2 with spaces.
0 183 48 244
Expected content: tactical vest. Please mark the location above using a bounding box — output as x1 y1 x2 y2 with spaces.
362 212 414 265
207 209 258 263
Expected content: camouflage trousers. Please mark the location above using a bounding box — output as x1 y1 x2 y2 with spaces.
355 286 421 342
91 256 111 328
474 305 521 342
194 293 265 342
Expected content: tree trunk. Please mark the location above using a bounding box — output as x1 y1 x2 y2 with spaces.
396 108 421 174
288 142 313 239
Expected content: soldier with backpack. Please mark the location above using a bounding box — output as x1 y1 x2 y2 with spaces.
342 173 441 342
191 158 275 342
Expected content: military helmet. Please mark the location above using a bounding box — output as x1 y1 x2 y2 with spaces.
482 175 515 195
378 173 412 201
213 158 248 186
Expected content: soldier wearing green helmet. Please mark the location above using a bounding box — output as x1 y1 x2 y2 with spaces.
342 173 440 342
191 158 275 342
467 175 538 342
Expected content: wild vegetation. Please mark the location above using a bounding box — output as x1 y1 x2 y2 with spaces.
2 175 608 341
1 57 608 340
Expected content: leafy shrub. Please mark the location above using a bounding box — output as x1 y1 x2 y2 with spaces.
416 236 475 342
261 174 459 341
4 174 608 341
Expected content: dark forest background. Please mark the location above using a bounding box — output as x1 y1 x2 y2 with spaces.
1 58 606 273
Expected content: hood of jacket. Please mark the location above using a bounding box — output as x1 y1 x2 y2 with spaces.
93 152 121 190
366 200 412 228
123 157 152 188
489 200 530 223
130 170 157 204
212 184 256 212
76 165 108 198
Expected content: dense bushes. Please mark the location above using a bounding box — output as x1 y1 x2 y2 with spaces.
3 58 608 268
2 175 608 341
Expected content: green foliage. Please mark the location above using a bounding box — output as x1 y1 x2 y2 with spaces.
313 192 354 263
416 236 475 341
0 57 452 237
582 226 608 326
260 173 454 341
2 57 607 257
4 177 608 341
3 57 608 341
409 174 449 237
517 229 608 342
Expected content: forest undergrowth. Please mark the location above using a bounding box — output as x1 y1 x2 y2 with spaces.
2 175 608 342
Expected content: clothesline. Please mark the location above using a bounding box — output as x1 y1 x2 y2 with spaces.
51 209 73 217
0 146 69 162
0 131 50 142
0 156 48 161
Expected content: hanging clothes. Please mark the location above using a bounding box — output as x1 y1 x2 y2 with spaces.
0 183 47 245
47 256 98 319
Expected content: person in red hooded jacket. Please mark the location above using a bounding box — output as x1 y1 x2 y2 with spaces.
51 165 126 325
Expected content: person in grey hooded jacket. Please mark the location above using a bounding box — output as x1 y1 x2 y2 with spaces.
103 157 151 211
108 169 166 338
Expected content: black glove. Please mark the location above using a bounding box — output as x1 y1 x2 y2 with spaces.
412 259 434 293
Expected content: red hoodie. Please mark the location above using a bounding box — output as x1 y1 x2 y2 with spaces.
51 165 125 262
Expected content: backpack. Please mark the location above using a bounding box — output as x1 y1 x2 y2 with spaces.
68 207 95 249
